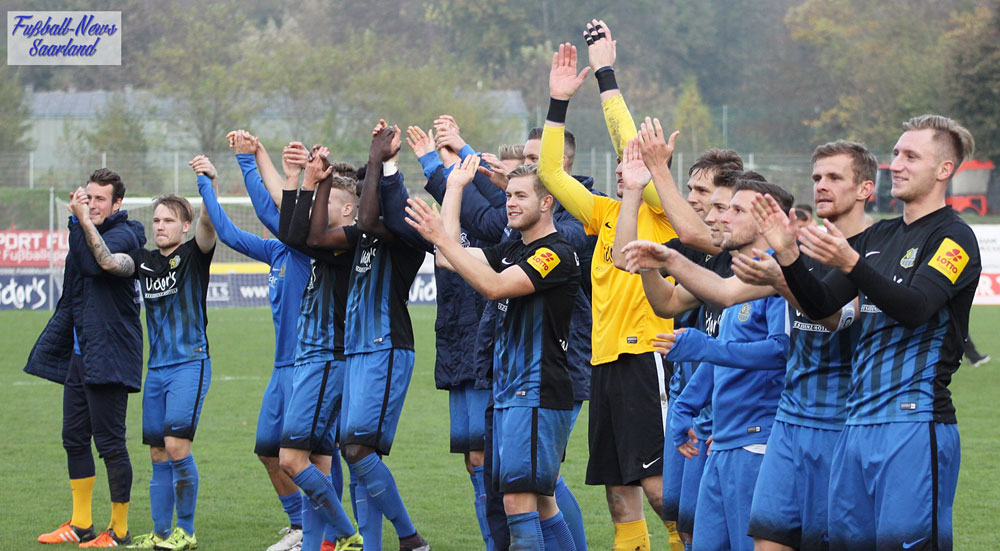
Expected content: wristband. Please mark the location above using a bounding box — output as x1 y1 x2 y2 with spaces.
382 160 398 177
595 66 618 93
546 98 570 123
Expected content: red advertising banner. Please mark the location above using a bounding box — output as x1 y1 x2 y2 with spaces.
0 230 69 267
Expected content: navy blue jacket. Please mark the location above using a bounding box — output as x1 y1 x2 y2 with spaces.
24 211 146 391
423 162 599 400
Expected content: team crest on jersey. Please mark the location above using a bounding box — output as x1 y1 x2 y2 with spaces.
899 248 917 269
527 247 561 277
168 255 181 269
737 303 752 322
928 238 969 284
279 264 286 278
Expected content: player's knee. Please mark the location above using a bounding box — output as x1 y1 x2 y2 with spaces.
342 444 373 465
258 454 280 473
278 451 306 478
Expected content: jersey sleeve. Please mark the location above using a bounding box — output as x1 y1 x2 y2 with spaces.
538 125 596 225
197 173 271 264
481 242 507 273
516 240 580 292
125 248 145 278
601 94 663 209
914 222 981 296
236 153 280 235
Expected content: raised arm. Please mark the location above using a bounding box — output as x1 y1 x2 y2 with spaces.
228 130 280 234
612 137 650 269
67 188 135 277
436 156 490 271
585 22 662 208
357 121 399 241
188 155 218 253
196 160 271 264
539 43 596 224
637 118 716 253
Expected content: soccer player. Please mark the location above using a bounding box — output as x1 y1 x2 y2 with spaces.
73 157 218 551
758 115 979 551
623 177 794 551
726 140 876 551
405 160 581 551
321 122 429 551
541 34 678 550
190 130 313 551
26 169 145 548
273 143 363 551
623 120 745 548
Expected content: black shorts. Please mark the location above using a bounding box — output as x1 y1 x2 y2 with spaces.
586 352 669 486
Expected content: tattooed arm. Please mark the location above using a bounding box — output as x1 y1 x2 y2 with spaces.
67 189 136 277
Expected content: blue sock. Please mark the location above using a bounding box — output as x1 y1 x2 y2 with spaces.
554 477 586 551
300 493 323 551
171 455 198 534
507 512 543 551
471 466 492 549
351 472 382 551
348 468 359 522
279 491 303 528
290 465 356 539
353 453 416 537
541 511 576 551
331 449 345 502
323 473 344 543
150 460 175 537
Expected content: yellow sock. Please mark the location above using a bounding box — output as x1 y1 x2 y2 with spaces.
70 476 95 529
613 518 650 551
663 519 684 551
109 502 129 536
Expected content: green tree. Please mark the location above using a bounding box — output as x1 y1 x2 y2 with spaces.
0 64 34 151
73 92 150 154
674 77 716 156
946 5 1000 162
143 1 262 154
784 0 958 151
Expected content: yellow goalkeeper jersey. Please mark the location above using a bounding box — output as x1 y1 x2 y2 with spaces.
539 95 677 365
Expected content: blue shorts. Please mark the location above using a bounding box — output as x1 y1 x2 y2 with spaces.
449 382 490 453
748 421 840 550
281 360 345 456
142 359 212 447
255 366 295 457
677 437 709 535
340 348 415 456
492 406 573 496
692 447 764 551
828 422 959 551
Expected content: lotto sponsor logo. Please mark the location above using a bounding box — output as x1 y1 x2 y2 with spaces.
928 238 969 284
527 247 561 277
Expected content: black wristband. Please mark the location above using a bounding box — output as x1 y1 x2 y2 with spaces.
546 98 570 123
595 66 618 93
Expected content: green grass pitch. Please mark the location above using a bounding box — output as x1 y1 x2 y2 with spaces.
1 305 998 550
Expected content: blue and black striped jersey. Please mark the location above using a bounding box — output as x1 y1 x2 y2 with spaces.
344 232 426 354
128 239 214 368
845 208 980 424
295 229 358 364
482 232 581 410
777 247 863 430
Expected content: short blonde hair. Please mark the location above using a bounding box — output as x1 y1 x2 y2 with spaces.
903 115 975 172
152 194 194 223
498 144 524 161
